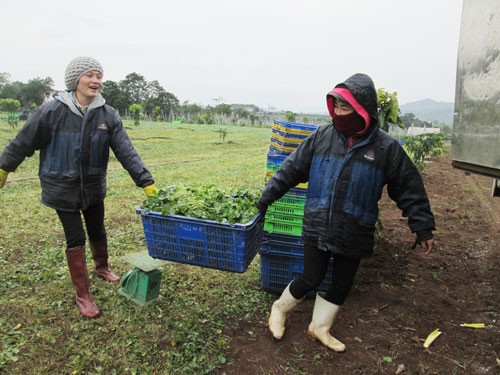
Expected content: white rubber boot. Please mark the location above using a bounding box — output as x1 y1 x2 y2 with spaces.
307 292 346 352
268 283 303 339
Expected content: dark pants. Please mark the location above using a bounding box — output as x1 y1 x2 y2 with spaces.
56 201 106 248
289 243 360 305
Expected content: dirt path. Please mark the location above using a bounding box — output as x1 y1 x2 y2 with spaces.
219 150 500 375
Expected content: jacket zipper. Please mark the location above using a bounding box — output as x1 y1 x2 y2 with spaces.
79 111 89 208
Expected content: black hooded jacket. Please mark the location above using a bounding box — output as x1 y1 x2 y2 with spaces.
260 73 435 258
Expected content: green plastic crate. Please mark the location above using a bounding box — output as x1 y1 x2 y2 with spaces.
263 220 302 236
265 212 303 226
267 203 304 216
266 161 281 172
274 194 306 207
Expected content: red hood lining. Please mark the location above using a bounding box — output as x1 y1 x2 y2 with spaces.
326 87 372 132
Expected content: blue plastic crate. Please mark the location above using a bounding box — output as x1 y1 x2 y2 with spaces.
263 232 303 246
270 137 302 149
136 207 264 273
261 183 308 198
267 153 288 165
288 188 308 197
261 232 305 257
271 126 309 141
268 145 291 156
273 120 319 134
260 238 303 256
259 250 334 296
269 140 297 154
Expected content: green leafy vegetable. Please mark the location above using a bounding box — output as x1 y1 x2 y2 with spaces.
142 184 260 224
377 88 404 131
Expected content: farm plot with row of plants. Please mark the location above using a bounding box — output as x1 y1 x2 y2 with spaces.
0 118 443 374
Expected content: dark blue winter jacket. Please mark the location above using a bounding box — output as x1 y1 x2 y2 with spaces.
0 92 154 211
260 74 435 258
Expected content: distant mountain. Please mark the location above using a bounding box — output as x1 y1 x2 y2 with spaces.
400 99 454 125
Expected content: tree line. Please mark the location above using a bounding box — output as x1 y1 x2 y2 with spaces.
0 72 318 126
1 71 440 131
0 73 54 112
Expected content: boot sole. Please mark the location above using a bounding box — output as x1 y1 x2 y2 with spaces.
307 330 346 353
268 314 285 340
75 300 101 319
95 271 120 282
268 327 284 340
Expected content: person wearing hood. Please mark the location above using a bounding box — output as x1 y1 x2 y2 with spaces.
0 56 159 319
256 73 435 352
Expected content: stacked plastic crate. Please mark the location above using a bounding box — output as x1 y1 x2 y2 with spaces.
260 120 334 295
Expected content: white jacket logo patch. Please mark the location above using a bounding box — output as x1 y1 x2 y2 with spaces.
364 150 375 161
97 123 108 131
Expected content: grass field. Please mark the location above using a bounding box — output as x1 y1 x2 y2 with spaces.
0 119 276 374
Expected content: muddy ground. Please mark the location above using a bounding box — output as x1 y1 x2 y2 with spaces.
220 149 500 375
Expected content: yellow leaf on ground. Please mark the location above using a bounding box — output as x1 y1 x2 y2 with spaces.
460 323 485 328
423 328 442 348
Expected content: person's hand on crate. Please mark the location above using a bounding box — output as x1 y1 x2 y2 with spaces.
0 169 8 188
256 199 268 216
143 183 159 197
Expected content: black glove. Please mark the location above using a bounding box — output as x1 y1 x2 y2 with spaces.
256 200 268 216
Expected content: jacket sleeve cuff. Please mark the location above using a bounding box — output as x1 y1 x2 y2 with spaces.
416 230 433 242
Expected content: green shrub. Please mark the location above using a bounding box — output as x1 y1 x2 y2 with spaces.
401 133 444 171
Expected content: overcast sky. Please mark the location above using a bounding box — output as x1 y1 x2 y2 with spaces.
1 0 463 114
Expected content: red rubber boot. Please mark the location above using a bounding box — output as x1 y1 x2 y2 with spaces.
89 239 120 282
65 246 100 318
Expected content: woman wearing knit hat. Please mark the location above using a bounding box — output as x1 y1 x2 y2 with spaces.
256 73 435 351
0 56 159 318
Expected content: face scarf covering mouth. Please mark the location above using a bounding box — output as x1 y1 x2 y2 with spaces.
331 111 366 138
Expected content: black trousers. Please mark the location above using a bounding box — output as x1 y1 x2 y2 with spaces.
289 243 360 305
56 201 106 248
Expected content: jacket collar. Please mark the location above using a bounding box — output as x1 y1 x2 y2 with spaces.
55 91 106 118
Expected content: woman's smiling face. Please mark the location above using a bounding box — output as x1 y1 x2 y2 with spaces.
76 70 103 105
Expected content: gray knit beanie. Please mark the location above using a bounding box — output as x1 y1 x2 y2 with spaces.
64 56 104 91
